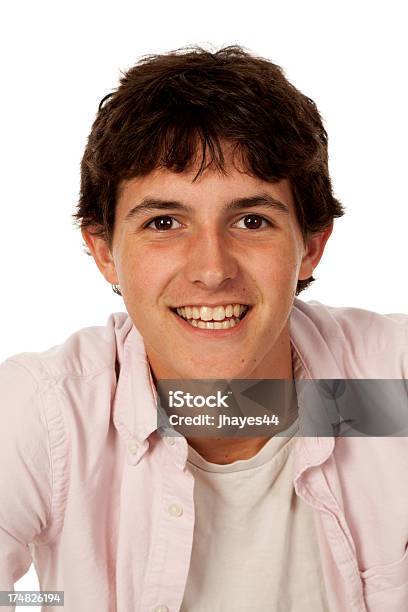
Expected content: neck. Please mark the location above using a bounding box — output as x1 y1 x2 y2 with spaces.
186 377 298 464
149 331 296 464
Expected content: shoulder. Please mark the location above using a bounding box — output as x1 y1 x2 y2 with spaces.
293 298 408 345
0 312 133 542
292 299 408 377
4 311 132 381
0 358 53 544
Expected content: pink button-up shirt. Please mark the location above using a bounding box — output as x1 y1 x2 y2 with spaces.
0 299 407 611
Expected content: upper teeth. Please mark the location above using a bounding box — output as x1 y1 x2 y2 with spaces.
176 304 248 321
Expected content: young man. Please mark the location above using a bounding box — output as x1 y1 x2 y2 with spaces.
0 46 407 612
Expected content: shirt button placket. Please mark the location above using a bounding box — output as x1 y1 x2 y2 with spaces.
128 440 139 455
167 503 183 518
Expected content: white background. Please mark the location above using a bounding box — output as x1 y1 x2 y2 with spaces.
0 0 407 602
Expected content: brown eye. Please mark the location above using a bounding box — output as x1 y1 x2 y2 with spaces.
146 216 181 231
154 216 172 230
236 214 270 230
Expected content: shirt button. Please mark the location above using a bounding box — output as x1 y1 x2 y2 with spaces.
154 606 169 612
128 440 139 455
166 437 176 447
168 503 183 517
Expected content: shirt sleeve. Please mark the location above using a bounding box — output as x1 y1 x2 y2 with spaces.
0 358 52 607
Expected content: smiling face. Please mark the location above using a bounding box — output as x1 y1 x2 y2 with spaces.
83 153 332 380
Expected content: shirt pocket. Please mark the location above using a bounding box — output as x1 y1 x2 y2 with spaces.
360 544 408 611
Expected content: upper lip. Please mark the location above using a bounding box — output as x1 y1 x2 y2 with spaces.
171 302 252 308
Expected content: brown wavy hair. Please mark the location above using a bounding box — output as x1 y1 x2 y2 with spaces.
73 44 344 294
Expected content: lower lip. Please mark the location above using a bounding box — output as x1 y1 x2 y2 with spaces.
171 308 252 338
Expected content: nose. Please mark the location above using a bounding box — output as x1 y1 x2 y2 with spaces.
184 226 239 290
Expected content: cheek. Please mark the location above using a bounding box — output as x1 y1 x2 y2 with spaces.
117 245 147 287
254 243 301 293
116 245 174 305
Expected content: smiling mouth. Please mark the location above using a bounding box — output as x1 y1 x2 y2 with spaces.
171 304 251 330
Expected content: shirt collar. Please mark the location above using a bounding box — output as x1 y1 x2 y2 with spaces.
290 298 342 473
112 325 159 464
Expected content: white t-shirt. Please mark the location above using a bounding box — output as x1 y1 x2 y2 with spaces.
181 419 329 611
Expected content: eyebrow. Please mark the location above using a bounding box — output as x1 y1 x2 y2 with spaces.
123 192 290 223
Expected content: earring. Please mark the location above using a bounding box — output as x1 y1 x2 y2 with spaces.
112 284 122 296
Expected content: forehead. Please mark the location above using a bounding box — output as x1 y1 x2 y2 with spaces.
116 158 295 221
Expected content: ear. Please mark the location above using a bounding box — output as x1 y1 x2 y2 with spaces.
81 227 119 285
298 223 333 281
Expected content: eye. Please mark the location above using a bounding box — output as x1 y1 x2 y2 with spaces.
145 216 182 231
234 214 272 230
